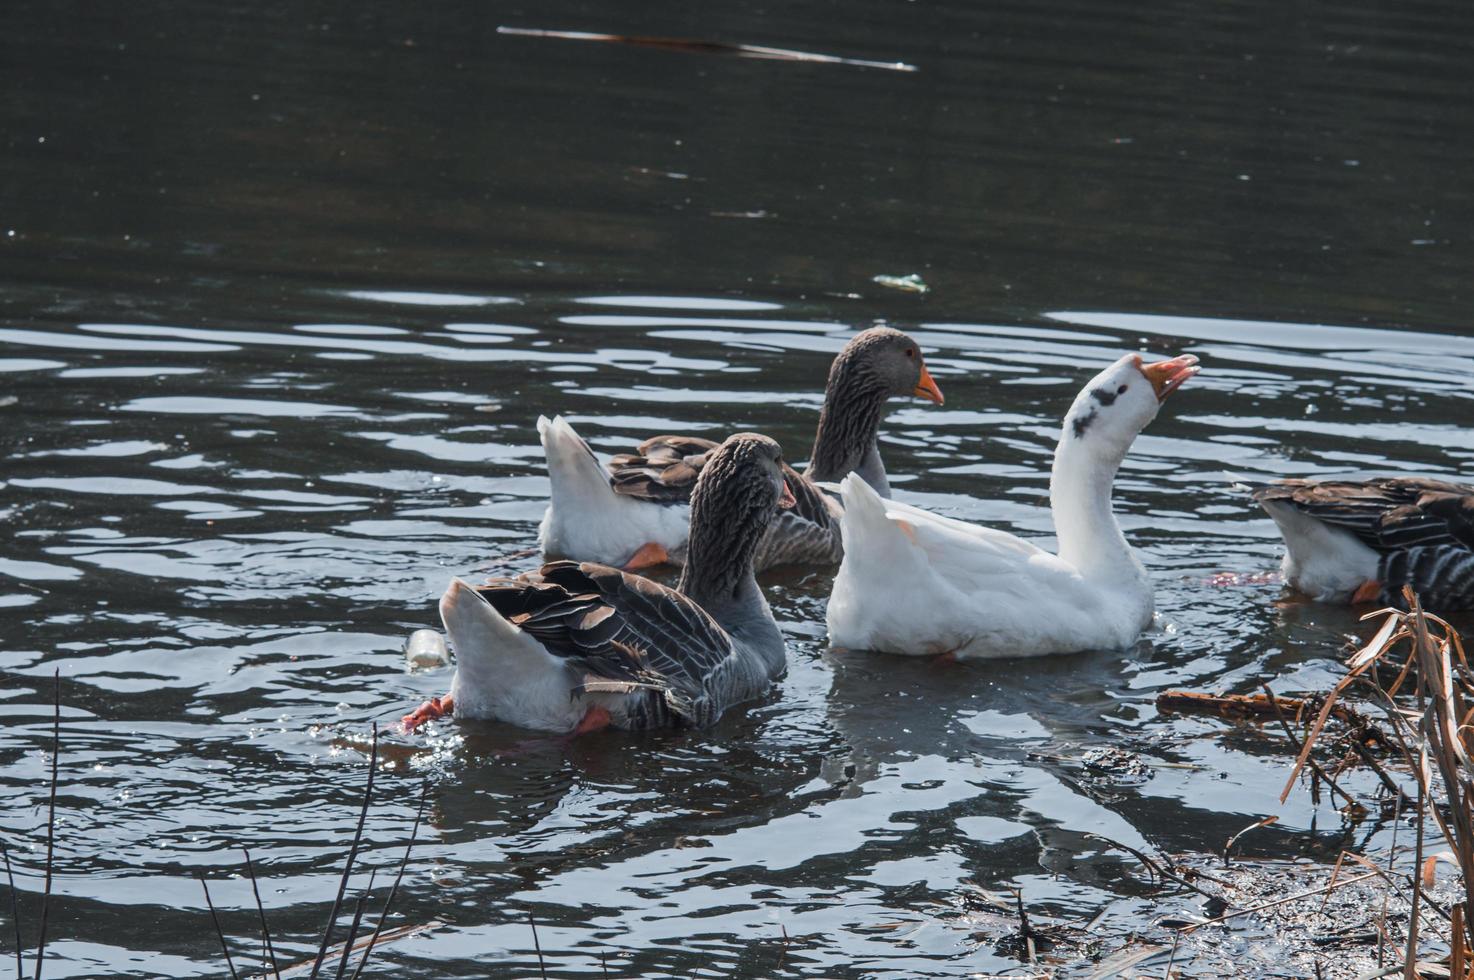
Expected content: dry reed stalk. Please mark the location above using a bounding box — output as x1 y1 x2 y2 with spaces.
1283 587 1474 970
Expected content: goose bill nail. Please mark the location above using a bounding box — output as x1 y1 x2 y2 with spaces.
779 481 797 509
913 365 945 405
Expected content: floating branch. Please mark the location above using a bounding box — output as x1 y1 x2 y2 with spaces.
498 26 918 72
1155 689 1359 725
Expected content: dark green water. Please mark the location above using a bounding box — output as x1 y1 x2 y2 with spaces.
3 0 1473 975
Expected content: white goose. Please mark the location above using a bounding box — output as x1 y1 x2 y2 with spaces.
826 352 1199 659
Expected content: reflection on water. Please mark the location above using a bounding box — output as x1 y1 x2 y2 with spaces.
3 0 1474 975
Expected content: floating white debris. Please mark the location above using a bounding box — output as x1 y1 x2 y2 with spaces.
405 628 450 668
871 273 929 294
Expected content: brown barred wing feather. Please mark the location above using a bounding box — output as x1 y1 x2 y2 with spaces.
476 560 736 727
1253 477 1474 609
606 434 720 505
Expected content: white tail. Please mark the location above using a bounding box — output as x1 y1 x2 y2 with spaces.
535 415 693 566
538 415 614 506
439 577 584 731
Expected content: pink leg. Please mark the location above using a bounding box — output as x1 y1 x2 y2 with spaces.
569 704 612 737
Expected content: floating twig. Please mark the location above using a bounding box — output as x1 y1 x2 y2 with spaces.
1223 815 1279 866
1177 872 1379 934
1156 689 1359 724
1263 685 1362 812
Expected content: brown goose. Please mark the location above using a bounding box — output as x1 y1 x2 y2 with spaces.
402 433 795 734
1249 477 1474 609
536 327 944 571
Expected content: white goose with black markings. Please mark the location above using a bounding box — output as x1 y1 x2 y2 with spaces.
826 352 1200 660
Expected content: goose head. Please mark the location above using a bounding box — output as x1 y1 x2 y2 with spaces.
680 433 795 601
1062 352 1199 460
689 432 794 529
808 328 943 484
830 326 944 406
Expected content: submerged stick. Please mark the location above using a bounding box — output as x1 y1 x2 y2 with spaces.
309 724 378 980
242 848 282 980
348 781 428 980
199 875 240 980
31 671 59 980
332 871 374 980
529 912 548 980
3 842 23 980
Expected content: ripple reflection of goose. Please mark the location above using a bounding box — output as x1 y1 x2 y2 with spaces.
536 327 944 572
826 352 1200 659
1244 477 1474 610
402 433 794 734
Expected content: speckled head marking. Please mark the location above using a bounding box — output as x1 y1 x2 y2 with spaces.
1063 353 1199 450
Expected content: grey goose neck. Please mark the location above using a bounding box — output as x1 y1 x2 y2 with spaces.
676 449 777 617
804 355 894 493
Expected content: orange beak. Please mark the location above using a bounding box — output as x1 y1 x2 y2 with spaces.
1136 353 1200 402
912 363 945 406
779 480 797 510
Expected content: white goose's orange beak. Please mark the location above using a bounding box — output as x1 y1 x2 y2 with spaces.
779 480 797 510
913 363 945 406
1136 353 1200 402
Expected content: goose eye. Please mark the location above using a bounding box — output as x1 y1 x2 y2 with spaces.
1116 384 1129 395
905 348 915 358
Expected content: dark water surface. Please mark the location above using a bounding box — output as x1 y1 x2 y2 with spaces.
4 0 1474 975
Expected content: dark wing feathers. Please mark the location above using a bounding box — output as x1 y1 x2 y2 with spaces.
1254 477 1474 607
1253 478 1474 553
477 560 735 726
605 432 841 568
607 434 719 504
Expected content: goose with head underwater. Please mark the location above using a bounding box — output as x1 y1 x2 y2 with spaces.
1244 476 1474 610
825 352 1200 660
535 326 944 573
402 433 795 733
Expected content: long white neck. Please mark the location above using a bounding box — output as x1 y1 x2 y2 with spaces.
1048 428 1137 578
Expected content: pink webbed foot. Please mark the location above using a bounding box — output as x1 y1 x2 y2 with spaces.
401 693 454 733
621 542 669 571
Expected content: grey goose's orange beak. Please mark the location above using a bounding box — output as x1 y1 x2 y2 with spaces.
913 363 945 406
1136 354 1199 402
779 480 798 510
